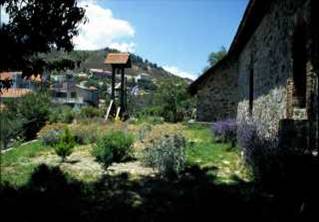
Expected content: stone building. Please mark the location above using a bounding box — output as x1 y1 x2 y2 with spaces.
189 58 239 122
190 0 319 151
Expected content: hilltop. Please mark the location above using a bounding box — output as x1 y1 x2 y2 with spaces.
46 48 191 82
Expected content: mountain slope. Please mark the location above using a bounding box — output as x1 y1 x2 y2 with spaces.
48 48 185 81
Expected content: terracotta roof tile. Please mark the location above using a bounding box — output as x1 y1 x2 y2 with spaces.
0 72 13 81
0 88 32 98
24 74 43 82
104 53 130 65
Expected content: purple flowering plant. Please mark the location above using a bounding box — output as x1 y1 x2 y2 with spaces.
211 119 237 146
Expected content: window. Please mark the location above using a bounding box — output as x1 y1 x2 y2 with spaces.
292 23 307 108
249 68 254 115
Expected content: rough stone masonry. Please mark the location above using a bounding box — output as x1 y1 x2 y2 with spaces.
190 0 318 152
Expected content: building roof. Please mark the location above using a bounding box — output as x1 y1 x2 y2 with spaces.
0 72 13 81
24 74 43 83
0 88 32 98
90 68 104 73
189 0 273 95
75 84 98 91
1 71 43 82
104 53 131 67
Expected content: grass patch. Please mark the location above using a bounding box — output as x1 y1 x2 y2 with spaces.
2 141 47 166
1 164 38 187
1 142 102 187
1 122 251 187
1 141 48 187
184 124 251 183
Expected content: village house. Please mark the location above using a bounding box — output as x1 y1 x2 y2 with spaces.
0 88 32 102
0 71 47 106
75 84 99 106
190 0 318 151
0 71 47 91
90 69 113 80
50 73 99 107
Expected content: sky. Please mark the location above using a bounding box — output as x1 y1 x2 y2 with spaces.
1 0 249 80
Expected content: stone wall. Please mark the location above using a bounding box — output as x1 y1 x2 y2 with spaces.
196 60 239 122
195 0 317 151
236 0 316 148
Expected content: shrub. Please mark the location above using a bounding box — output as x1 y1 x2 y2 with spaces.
237 118 279 187
41 130 61 146
78 106 103 119
212 119 237 146
4 92 51 140
137 106 162 118
54 128 75 162
49 106 75 124
143 134 187 177
38 123 68 138
145 116 164 125
71 124 99 145
138 123 152 142
154 79 195 123
92 131 134 169
0 110 26 149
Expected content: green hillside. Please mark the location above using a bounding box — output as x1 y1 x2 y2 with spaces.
47 48 183 81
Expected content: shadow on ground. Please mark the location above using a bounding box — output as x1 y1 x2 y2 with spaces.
1 155 318 222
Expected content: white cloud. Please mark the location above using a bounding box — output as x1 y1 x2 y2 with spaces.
163 66 195 80
74 0 135 51
109 42 136 53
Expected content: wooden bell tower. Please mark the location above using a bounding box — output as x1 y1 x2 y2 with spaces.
104 53 131 119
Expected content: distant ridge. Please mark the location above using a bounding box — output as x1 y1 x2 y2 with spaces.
47 47 192 82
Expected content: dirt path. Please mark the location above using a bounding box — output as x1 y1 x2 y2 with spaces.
107 161 156 177
32 145 155 181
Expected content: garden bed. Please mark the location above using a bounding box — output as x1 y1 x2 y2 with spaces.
1 121 250 187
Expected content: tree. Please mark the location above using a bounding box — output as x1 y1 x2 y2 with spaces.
0 110 26 149
208 46 227 67
154 78 194 122
0 0 86 81
4 92 51 140
54 128 75 162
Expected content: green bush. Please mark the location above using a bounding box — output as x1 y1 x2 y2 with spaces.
71 124 99 145
54 128 75 162
78 106 103 119
4 92 51 140
138 106 162 118
144 116 164 125
92 131 134 169
143 134 187 177
49 106 76 124
154 79 195 123
41 130 61 146
138 123 152 142
0 110 25 149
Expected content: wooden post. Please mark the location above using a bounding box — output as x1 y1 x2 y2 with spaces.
120 67 125 115
111 66 116 101
104 99 114 121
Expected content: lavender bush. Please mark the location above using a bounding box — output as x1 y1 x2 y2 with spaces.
237 118 280 186
41 130 61 146
212 119 237 146
143 134 187 178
